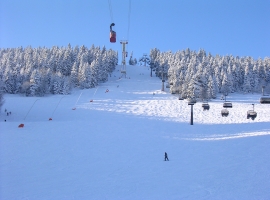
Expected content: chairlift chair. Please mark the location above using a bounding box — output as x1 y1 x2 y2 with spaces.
247 104 257 120
247 110 257 120
202 103 210 110
223 102 232 108
260 96 270 104
221 109 229 117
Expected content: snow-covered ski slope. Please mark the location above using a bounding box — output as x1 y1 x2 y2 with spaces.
1 65 270 199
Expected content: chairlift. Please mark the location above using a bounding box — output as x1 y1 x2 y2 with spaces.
260 96 270 104
223 102 232 108
247 104 257 120
221 109 229 117
202 103 210 111
247 110 257 120
170 82 173 85
222 94 232 108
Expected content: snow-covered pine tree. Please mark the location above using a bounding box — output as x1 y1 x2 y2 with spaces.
50 72 62 94
29 69 42 96
207 75 217 99
101 54 109 82
61 48 73 76
226 64 234 93
60 76 71 95
70 61 79 88
242 61 252 93
82 62 93 89
139 54 150 66
78 60 86 89
90 59 99 88
0 78 4 111
221 72 232 95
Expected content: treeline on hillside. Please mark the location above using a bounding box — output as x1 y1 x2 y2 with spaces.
150 48 270 100
0 44 118 96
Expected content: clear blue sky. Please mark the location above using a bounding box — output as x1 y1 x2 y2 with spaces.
0 0 269 59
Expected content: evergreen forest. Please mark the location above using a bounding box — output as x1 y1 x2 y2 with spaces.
150 48 270 100
0 44 118 96
1 46 270 101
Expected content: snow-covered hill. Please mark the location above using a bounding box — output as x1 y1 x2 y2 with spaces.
1 65 270 199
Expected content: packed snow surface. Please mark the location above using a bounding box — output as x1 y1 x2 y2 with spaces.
1 65 270 199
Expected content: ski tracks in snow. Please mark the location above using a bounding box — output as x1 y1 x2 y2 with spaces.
162 130 270 141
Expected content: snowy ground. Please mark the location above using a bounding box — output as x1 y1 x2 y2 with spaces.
1 65 270 200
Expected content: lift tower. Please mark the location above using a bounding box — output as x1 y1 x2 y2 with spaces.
120 40 128 78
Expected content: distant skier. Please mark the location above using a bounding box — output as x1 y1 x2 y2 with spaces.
164 152 169 161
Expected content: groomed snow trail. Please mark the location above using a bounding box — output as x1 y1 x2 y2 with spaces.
1 65 270 199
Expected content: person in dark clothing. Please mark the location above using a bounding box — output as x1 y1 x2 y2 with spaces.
164 152 169 161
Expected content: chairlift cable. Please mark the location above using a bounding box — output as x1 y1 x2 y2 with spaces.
108 0 116 43
126 0 131 53
127 0 131 41
108 0 114 23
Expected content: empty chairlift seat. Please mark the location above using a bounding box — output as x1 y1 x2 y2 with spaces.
260 96 270 104
202 103 210 110
223 102 232 108
247 110 257 120
221 109 229 117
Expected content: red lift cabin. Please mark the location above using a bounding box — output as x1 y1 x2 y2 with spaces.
110 23 116 43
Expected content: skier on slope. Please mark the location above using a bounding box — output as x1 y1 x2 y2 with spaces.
164 152 169 161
